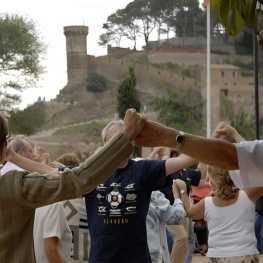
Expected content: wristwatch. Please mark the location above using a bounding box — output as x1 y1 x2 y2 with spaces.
175 131 185 152
180 189 186 195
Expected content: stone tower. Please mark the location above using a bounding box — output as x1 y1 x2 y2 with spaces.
64 25 89 85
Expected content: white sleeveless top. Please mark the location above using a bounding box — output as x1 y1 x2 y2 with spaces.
204 190 258 257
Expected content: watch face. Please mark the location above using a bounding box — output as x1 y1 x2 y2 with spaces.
177 135 184 143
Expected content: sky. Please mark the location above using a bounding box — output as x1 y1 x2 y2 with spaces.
2 0 148 109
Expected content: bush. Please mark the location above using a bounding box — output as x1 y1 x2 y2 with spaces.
8 101 46 135
86 71 108 92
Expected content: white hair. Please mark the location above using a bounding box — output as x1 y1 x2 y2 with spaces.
101 120 124 143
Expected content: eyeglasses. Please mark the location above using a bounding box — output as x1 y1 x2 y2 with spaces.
0 134 10 145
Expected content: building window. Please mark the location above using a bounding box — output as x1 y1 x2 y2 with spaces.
221 71 224 77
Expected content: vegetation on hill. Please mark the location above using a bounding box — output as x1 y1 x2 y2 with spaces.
117 66 141 119
9 100 45 135
86 71 108 92
151 81 205 136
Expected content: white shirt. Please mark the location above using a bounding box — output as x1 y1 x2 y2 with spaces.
229 140 263 188
1 161 24 175
34 203 72 263
204 190 258 257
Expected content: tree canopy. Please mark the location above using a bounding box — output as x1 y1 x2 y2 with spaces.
210 0 262 36
0 13 47 113
117 66 141 119
99 0 209 51
151 82 205 136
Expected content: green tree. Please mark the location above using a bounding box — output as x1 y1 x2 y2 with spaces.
117 67 141 119
117 66 142 158
8 101 46 135
0 13 47 113
98 10 127 47
210 0 260 36
86 71 108 92
125 0 157 51
222 98 258 140
151 82 205 135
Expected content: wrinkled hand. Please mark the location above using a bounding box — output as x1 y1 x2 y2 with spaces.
212 121 236 140
211 121 227 140
123 109 147 141
133 120 172 147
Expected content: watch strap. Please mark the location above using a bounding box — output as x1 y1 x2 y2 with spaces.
175 131 185 152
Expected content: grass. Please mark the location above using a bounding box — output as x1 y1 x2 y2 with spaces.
54 121 108 135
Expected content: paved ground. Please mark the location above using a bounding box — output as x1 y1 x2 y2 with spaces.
192 253 207 263
192 254 263 263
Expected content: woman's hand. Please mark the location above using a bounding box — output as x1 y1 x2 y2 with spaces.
172 180 180 199
175 179 187 193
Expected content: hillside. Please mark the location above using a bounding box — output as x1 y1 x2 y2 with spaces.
26 51 254 160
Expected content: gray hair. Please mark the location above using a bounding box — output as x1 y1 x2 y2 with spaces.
10 137 28 153
101 120 124 143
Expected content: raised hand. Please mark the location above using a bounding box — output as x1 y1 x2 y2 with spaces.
123 109 147 141
172 180 180 199
133 120 175 147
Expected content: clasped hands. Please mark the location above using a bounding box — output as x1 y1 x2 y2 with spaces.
123 108 169 147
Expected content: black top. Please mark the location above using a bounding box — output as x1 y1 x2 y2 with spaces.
256 195 263 214
160 169 201 205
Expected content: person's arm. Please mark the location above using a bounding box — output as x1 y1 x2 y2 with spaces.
213 121 245 143
9 109 149 207
147 147 164 160
133 120 239 170
245 187 263 203
197 162 208 181
165 154 198 176
44 237 61 263
6 146 58 175
153 190 186 225
174 179 205 220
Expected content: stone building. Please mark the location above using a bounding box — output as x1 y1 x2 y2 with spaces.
63 25 260 135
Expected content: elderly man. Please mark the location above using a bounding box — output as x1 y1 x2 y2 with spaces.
83 119 198 263
0 109 146 263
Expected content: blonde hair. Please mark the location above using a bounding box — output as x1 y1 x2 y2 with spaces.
208 166 238 200
56 152 81 166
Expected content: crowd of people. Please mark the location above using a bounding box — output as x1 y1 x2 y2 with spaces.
0 108 263 263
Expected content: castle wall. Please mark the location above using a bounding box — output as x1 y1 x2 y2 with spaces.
198 64 256 132
87 55 197 99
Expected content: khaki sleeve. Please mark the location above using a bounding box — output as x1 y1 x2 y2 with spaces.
14 132 134 208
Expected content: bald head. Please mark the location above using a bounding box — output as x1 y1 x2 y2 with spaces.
10 137 34 160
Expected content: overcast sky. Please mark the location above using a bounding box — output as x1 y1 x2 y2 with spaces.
2 0 149 109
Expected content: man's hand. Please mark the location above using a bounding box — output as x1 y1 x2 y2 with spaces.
123 109 147 140
133 120 174 147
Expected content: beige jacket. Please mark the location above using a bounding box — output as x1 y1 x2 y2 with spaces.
0 133 133 263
